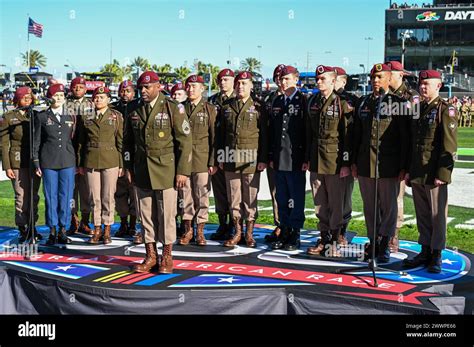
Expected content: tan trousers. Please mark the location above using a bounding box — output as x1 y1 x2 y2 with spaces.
225 171 260 221
72 173 91 216
315 174 346 232
310 171 321 215
266 166 280 226
136 186 177 245
87 167 119 226
211 167 229 216
179 172 210 224
397 180 406 229
11 168 40 226
412 183 448 250
115 175 137 218
358 176 399 239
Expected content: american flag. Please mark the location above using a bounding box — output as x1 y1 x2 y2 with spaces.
28 17 43 38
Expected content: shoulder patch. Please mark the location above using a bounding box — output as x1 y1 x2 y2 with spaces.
178 103 185 114
448 106 456 118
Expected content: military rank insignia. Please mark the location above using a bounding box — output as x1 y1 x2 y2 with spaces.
448 106 456 118
182 119 191 135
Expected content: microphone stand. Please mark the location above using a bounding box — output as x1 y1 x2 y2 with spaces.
337 89 406 287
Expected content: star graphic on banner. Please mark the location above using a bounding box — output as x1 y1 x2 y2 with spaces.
399 274 415 281
54 265 76 271
218 276 239 283
442 259 457 265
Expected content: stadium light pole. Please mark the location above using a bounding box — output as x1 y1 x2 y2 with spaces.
400 30 413 68
365 37 373 72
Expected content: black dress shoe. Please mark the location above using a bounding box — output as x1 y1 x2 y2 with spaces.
18 226 28 243
58 227 72 244
284 228 300 251
46 226 57 245
265 226 281 243
33 227 43 241
427 249 442 273
271 226 289 250
403 245 431 268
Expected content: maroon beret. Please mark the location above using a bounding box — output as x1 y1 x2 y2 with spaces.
46 84 65 99
334 67 347 76
217 69 235 81
171 82 185 95
13 86 32 104
185 74 205 87
385 61 404 72
70 77 86 89
315 65 335 77
137 71 160 87
419 70 442 81
273 64 286 82
370 63 391 76
280 65 299 77
234 71 253 86
92 86 110 100
118 80 134 93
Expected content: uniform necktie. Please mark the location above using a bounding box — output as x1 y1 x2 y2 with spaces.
238 100 244 112
285 97 291 107
145 103 152 116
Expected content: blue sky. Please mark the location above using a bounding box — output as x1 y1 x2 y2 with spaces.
0 0 428 79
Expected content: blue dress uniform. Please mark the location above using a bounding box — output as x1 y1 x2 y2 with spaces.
33 84 76 244
269 88 307 250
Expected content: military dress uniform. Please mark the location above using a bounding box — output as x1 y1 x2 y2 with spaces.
207 68 235 240
353 64 409 262
33 84 76 245
217 72 268 248
268 75 307 251
178 90 217 247
305 68 354 257
388 69 420 252
262 64 286 242
65 78 95 235
78 87 123 245
403 70 458 273
111 87 138 238
1 87 40 241
123 71 192 274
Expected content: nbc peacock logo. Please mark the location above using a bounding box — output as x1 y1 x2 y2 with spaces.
416 11 441 22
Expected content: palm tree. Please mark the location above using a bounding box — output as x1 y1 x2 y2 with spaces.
174 66 191 81
21 50 47 68
240 57 261 72
131 57 150 77
100 59 132 83
155 64 173 74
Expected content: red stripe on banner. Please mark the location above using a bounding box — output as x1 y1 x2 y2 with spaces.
111 272 150 284
121 273 154 285
334 291 439 305
0 252 417 294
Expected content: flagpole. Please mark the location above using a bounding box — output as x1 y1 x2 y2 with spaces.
27 14 30 72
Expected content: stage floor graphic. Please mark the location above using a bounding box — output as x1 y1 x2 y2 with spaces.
0 224 472 314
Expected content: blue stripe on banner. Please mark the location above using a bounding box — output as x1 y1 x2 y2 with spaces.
134 274 181 286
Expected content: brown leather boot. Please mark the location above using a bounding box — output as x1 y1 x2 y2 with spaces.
67 214 79 235
389 228 400 253
103 225 112 244
134 242 158 273
79 213 93 235
307 230 330 256
223 217 242 247
178 220 193 245
245 220 256 248
195 223 207 246
89 226 103 244
133 232 144 244
158 244 173 274
128 215 137 236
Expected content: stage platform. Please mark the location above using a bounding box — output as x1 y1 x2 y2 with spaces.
0 224 472 315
